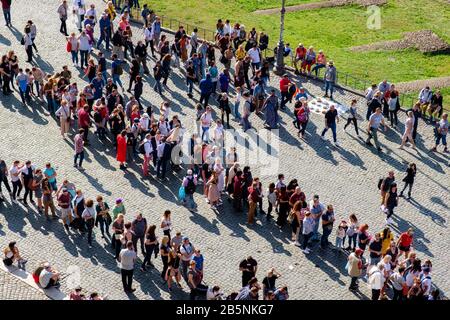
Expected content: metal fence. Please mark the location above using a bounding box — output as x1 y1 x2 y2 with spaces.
109 0 418 109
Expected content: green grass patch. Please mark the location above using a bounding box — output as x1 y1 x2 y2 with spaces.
401 87 450 112
143 0 450 88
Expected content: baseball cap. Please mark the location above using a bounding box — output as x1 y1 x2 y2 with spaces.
182 236 189 241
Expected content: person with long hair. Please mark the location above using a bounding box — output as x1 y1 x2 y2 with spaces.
400 163 416 199
383 183 398 225
166 249 182 291
159 235 170 282
141 224 158 271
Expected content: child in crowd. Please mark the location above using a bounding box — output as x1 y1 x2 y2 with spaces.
335 220 348 250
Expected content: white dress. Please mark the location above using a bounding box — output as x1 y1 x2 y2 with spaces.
214 163 225 192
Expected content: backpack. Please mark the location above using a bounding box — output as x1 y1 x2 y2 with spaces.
185 177 196 194
139 141 149 155
115 63 123 76
297 110 308 123
377 178 384 190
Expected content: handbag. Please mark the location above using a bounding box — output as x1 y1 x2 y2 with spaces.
66 41 72 53
3 257 13 267
178 186 186 201
287 210 295 223
28 179 38 191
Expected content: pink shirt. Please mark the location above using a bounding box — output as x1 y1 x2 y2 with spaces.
74 134 84 154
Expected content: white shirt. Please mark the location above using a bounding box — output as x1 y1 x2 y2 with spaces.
85 8 98 23
368 267 385 290
55 105 71 119
73 0 86 15
78 35 90 51
213 126 224 141
139 117 150 131
223 23 232 36
24 34 33 46
157 142 165 158
82 207 96 220
143 139 153 157
200 112 212 127
144 27 152 41
20 165 35 176
9 166 20 182
158 121 169 136
247 47 261 64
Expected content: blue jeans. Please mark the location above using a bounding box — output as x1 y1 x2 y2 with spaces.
324 81 334 97
312 63 325 77
201 126 210 142
312 218 320 240
321 226 332 247
132 0 140 8
321 122 337 142
46 96 55 114
80 50 88 68
186 78 194 95
242 114 251 131
101 71 108 83
436 134 447 146
71 51 78 64
184 193 196 209
74 151 84 167
97 32 110 50
3 8 11 25
335 237 343 248
348 234 357 249
112 74 123 88
154 79 162 94
234 101 241 120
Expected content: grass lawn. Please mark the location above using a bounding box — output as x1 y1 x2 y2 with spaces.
143 0 450 89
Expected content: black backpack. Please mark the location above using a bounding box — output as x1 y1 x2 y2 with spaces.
185 177 196 194
139 141 149 154
377 178 384 190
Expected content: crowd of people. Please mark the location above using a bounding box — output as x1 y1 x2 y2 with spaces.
0 0 446 301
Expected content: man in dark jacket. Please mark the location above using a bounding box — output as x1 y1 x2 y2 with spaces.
199 74 213 108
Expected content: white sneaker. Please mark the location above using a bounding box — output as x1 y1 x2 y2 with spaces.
334 141 340 147
12 199 18 204
303 248 310 254
294 241 301 247
321 136 326 141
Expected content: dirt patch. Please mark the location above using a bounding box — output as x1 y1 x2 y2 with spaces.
254 0 386 15
394 76 450 93
350 30 450 53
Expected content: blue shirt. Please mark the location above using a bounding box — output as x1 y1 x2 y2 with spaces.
99 17 111 31
91 78 105 99
192 254 204 271
43 168 56 183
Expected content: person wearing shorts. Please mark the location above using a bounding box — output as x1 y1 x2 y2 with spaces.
57 188 72 231
397 228 414 259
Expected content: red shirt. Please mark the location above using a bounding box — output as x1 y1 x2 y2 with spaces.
248 187 259 203
78 109 90 127
399 232 413 247
1 0 11 10
296 47 306 59
280 78 290 92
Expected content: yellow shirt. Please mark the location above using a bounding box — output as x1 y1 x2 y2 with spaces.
380 230 394 254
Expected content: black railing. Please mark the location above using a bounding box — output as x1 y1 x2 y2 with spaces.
109 0 418 109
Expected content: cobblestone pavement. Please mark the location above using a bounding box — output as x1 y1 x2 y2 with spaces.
0 269 48 300
0 0 449 300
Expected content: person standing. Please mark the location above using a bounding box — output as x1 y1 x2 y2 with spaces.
57 1 69 36
182 169 198 211
347 248 363 291
179 237 195 283
73 0 86 32
82 199 96 247
431 113 448 153
131 213 147 257
57 188 72 231
398 111 417 150
400 163 416 199
140 225 158 271
242 91 253 132
78 105 90 145
116 130 127 170
320 204 335 249
365 107 387 152
247 181 259 225
320 104 340 146
95 196 111 238
55 100 71 138
279 74 290 110
199 74 213 108
0 159 12 202
383 183 398 225
323 61 336 100
1 0 11 27
301 211 315 254
19 160 34 207
74 128 85 169
119 241 136 293
368 263 385 300
22 28 33 63
239 256 257 287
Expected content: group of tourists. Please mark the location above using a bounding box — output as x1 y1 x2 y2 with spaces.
0 0 446 301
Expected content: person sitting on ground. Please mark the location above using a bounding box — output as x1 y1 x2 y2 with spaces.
39 262 61 289
3 241 27 270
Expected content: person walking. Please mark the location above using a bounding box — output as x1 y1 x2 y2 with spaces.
119 241 137 293
366 107 387 152
398 111 417 150
116 130 127 170
1 0 12 27
343 99 360 137
74 128 85 169
399 163 416 199
199 74 213 108
57 1 69 36
20 160 34 207
0 160 12 202
182 169 198 211
320 104 340 146
383 183 398 225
